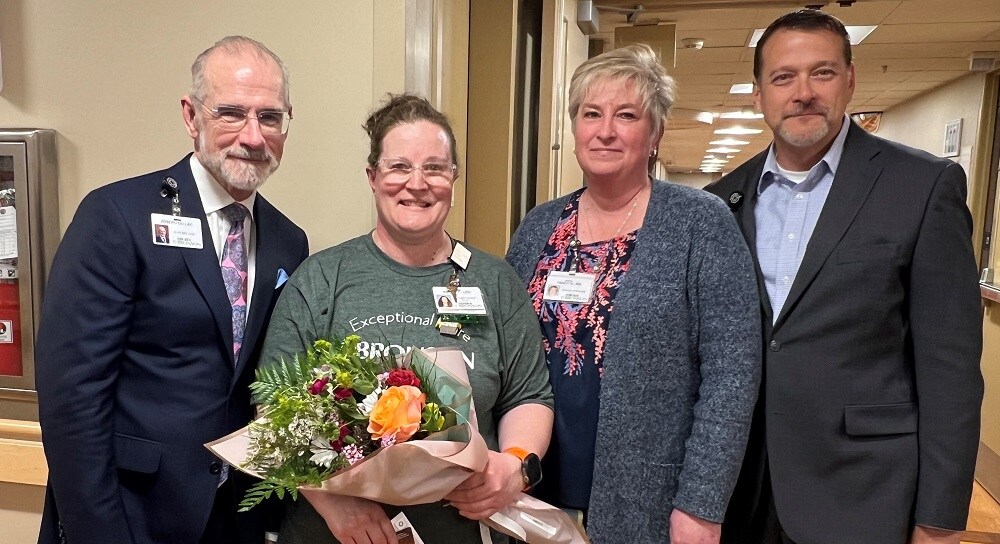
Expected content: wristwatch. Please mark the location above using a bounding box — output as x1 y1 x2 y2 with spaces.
504 447 542 490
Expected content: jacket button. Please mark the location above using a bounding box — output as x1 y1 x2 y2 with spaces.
209 461 222 474
769 340 781 351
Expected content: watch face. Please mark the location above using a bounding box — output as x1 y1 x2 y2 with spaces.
523 453 543 488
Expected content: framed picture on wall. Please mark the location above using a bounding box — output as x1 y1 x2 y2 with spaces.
943 118 962 157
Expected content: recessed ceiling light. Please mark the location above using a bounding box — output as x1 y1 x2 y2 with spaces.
729 83 754 94
715 127 764 135
748 25 877 47
710 138 750 146
719 111 763 120
707 147 741 154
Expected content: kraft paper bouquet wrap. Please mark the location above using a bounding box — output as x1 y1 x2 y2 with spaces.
206 337 588 544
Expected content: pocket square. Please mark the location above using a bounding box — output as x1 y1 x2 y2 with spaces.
275 268 289 289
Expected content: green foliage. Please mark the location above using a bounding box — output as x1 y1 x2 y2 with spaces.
237 461 331 511
238 336 474 511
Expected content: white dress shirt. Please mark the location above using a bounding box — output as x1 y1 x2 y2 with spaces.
189 155 257 313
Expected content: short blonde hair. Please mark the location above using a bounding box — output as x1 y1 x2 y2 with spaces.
568 44 676 136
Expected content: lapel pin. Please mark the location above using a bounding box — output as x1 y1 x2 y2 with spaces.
727 191 744 211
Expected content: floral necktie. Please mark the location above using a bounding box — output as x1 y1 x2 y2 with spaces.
220 203 249 361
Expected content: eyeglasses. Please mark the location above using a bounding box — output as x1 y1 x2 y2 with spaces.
375 158 457 185
191 96 292 135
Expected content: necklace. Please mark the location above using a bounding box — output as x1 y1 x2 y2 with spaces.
582 182 647 242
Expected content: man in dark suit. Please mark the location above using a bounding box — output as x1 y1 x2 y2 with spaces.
706 10 983 544
36 36 308 544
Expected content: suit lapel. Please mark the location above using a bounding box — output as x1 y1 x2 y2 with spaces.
234 197 280 376
172 161 236 367
732 152 775 324
773 124 882 329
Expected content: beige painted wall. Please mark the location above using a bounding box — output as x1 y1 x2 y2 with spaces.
0 1 408 255
0 1 408 539
876 72 1000 458
0 483 44 544
984 303 1000 458
877 73 986 168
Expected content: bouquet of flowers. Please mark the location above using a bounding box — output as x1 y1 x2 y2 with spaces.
206 337 589 544
233 335 477 510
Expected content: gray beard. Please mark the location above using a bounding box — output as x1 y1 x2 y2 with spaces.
197 134 277 193
777 120 831 149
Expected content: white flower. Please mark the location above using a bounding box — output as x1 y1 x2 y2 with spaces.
309 437 338 468
358 388 382 416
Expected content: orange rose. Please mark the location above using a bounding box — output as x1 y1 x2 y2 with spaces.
367 385 426 443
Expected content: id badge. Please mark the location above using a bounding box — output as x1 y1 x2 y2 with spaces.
151 213 204 249
433 286 487 315
543 271 596 304
391 512 425 544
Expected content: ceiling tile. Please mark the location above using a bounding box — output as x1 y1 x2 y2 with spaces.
865 22 1000 44
615 0 1000 173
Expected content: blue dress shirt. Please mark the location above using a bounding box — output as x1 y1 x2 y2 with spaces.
755 117 851 321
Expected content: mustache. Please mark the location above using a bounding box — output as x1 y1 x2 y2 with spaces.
228 148 274 163
784 104 829 118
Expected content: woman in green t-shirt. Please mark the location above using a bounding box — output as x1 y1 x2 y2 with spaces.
260 94 554 544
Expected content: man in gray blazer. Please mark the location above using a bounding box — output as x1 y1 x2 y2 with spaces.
706 9 983 544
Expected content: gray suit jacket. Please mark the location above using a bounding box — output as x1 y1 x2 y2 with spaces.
507 180 761 543
706 123 984 544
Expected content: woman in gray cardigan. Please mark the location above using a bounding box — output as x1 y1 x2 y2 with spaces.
505 44 761 544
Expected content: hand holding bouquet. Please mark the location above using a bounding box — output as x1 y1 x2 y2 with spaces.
206 337 588 543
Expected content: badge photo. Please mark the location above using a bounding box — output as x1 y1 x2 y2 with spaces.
543 271 596 304
432 286 487 315
150 213 204 249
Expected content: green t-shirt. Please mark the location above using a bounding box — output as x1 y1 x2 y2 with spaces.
260 234 553 544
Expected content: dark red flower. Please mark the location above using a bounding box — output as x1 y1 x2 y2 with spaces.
331 423 351 450
386 368 421 388
308 377 329 395
333 387 354 400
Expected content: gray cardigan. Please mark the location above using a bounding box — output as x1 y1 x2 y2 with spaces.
506 180 761 543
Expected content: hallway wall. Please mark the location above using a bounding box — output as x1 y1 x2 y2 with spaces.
0 1 408 539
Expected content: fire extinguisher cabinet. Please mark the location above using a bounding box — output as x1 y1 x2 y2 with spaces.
0 129 59 405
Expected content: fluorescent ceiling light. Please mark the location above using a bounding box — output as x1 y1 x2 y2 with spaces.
707 147 741 154
702 158 728 164
701 168 722 173
719 111 763 120
695 111 715 124
729 83 754 94
715 127 764 135
710 138 750 146
749 25 877 47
